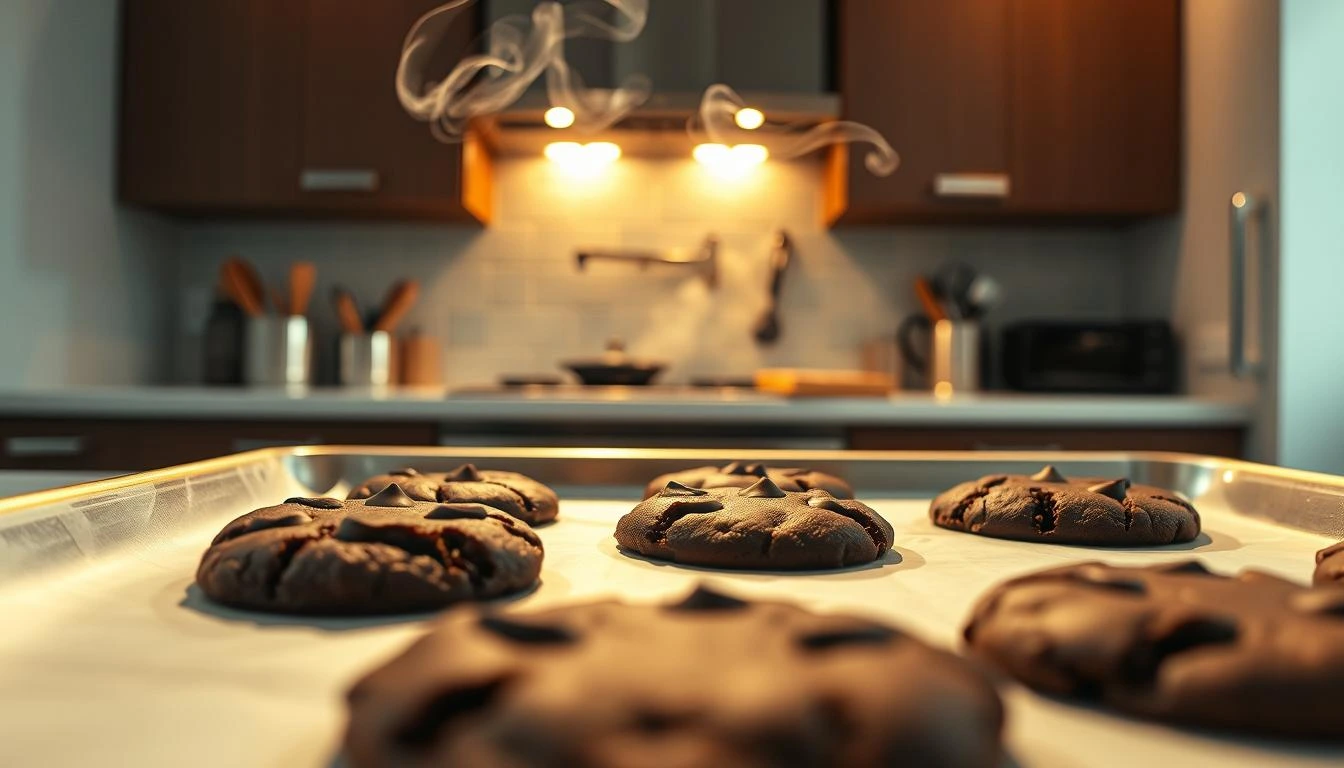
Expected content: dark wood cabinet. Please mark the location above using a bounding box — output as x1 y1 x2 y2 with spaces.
830 0 1181 224
0 419 439 472
119 0 489 222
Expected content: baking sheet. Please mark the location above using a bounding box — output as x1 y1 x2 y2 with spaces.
2 471 1341 768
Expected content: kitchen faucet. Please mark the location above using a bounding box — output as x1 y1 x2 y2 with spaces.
575 235 718 288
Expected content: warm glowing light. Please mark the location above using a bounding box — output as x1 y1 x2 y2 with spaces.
544 141 583 163
1222 470 1235 484
544 141 621 177
734 107 765 130
586 141 622 163
544 106 576 129
934 381 955 401
693 143 729 164
730 143 769 165
693 143 730 165
693 143 768 180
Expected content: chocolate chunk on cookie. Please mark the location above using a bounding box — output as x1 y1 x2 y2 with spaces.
343 586 1004 768
349 464 559 525
642 461 854 499
616 478 892 570
196 485 544 614
1315 540 1344 585
964 561 1344 740
930 465 1200 545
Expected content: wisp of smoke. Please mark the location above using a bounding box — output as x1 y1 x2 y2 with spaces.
396 0 652 141
696 84 900 176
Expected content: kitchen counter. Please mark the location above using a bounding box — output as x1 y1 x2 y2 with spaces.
0 387 1253 427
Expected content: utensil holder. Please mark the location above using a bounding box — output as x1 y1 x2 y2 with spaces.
932 320 981 394
339 332 398 387
244 316 313 387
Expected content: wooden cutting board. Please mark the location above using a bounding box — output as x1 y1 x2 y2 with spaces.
755 369 896 397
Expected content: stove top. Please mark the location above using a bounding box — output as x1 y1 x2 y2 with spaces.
446 384 777 402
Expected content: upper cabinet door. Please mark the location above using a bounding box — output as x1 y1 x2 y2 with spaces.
119 0 488 222
831 0 1181 224
298 0 482 219
1009 0 1180 215
838 0 1012 222
119 0 304 209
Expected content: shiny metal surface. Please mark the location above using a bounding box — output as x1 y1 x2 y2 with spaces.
4 446 1339 536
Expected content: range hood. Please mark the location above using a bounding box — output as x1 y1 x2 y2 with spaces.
478 0 839 157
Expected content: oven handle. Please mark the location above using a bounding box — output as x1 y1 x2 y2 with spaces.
1229 191 1267 378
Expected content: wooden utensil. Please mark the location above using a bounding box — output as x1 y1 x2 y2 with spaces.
333 287 364 334
230 256 267 314
915 276 948 323
220 259 264 317
288 262 316 317
373 280 420 333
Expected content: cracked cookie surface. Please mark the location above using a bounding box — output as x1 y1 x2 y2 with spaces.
196 483 544 614
964 561 1344 740
616 478 893 570
349 464 559 525
929 465 1200 546
642 461 853 499
343 586 1004 768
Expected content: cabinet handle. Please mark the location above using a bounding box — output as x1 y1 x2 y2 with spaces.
933 173 1010 199
1229 191 1267 377
300 169 380 192
5 436 86 458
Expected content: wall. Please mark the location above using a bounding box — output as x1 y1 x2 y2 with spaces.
173 157 1133 387
1278 0 1344 473
1129 0 1280 461
0 0 173 389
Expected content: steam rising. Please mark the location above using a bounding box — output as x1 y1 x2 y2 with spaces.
397 0 652 140
397 1 900 177
696 84 900 176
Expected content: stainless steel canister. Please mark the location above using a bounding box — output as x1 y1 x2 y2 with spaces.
339 332 398 387
244 316 313 387
931 320 980 395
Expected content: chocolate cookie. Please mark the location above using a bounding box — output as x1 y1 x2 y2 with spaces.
930 465 1200 546
642 461 853 499
964 561 1344 740
615 478 893 570
349 464 559 525
196 484 544 614
343 586 1004 768
1315 540 1344 585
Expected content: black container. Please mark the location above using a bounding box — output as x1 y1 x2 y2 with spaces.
202 299 245 385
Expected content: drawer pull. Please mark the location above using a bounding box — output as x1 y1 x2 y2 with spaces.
300 169 380 192
5 436 87 458
933 173 1010 199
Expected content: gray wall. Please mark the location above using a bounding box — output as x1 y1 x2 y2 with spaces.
0 0 173 389
1278 0 1344 473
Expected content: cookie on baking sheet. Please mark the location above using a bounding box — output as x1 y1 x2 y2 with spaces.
196 483 543 614
930 465 1200 546
343 586 1004 768
964 560 1344 740
1315 540 1344 585
642 461 854 499
349 464 559 525
616 478 893 570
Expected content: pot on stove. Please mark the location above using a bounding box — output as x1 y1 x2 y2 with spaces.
562 339 666 386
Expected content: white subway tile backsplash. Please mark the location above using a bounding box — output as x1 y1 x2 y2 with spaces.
172 157 1134 387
